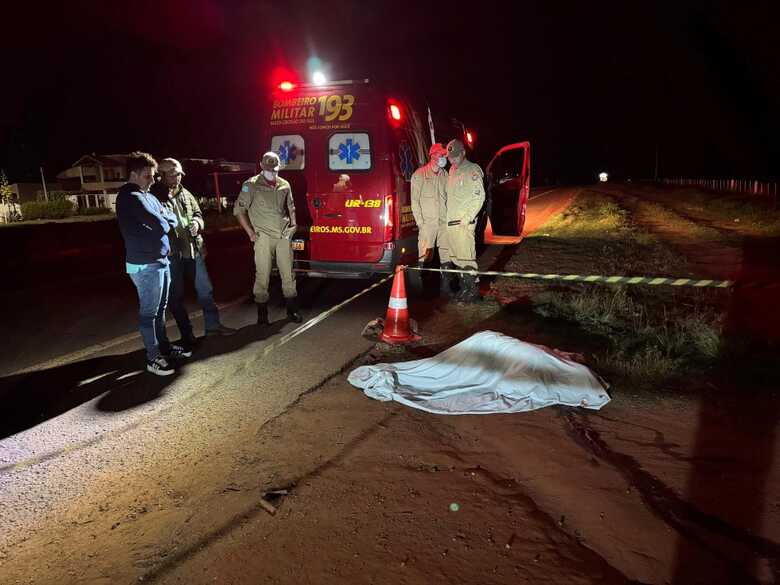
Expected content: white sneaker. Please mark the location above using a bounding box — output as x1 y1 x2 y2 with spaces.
165 344 193 359
146 356 175 376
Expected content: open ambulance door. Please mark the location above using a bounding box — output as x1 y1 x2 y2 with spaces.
485 142 530 236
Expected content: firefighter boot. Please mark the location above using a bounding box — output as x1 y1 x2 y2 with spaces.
256 303 269 326
453 272 467 302
459 273 482 304
407 263 424 293
440 262 456 298
286 297 303 323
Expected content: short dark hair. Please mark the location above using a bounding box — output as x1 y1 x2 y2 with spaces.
126 151 157 177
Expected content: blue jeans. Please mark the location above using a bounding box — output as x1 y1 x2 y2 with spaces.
168 254 220 342
128 262 171 361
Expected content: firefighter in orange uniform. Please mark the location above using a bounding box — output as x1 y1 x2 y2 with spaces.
411 143 453 294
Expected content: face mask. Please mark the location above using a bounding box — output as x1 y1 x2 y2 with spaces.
437 156 447 168
262 170 277 182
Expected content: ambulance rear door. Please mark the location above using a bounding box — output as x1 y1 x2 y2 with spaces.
307 127 392 263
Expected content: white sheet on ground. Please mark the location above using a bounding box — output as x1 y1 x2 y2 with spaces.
348 331 610 414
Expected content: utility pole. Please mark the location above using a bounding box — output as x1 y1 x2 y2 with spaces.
427 105 436 145
39 167 49 201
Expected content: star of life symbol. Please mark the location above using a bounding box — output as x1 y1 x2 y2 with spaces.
277 140 298 165
338 139 361 165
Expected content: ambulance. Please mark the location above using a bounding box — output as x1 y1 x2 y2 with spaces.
261 78 530 278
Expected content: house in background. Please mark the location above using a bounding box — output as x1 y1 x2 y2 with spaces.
56 154 128 205
55 154 255 212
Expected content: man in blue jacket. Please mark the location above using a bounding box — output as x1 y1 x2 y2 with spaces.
116 151 191 376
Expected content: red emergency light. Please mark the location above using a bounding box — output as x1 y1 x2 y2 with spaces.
387 100 404 127
465 130 475 148
279 81 296 92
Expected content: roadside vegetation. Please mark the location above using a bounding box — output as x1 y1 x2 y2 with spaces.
3 199 239 227
20 199 75 220
642 186 780 237
533 286 723 386
496 192 727 389
631 198 719 241
75 207 112 216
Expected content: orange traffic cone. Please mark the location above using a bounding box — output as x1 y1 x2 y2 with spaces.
380 266 421 344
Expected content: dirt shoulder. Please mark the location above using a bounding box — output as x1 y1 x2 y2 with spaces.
618 184 780 239
151 371 635 585
148 299 779 585
602 184 780 343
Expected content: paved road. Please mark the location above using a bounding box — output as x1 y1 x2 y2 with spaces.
0 187 571 377
0 188 572 563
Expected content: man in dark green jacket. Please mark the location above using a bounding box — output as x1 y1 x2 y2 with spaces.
151 158 236 348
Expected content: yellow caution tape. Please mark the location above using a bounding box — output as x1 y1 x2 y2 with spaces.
406 266 734 289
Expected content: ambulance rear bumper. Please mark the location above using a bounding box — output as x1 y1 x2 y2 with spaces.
296 248 395 279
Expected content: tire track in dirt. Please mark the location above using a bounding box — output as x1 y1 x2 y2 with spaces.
610 190 744 281
625 186 779 239
563 411 779 585
608 185 780 343
413 412 649 585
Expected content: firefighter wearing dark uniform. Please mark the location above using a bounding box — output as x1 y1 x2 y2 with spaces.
234 152 302 325
445 139 485 302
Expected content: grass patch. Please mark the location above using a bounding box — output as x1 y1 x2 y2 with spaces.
533 286 724 387
76 207 113 216
520 191 683 277
633 198 720 241
657 187 780 236
539 196 629 238
20 199 75 220
495 190 729 390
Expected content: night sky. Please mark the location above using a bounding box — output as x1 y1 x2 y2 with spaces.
2 0 777 184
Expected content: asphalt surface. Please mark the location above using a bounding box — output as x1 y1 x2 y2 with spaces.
0 187 572 562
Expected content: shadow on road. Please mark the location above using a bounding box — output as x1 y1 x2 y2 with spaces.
0 316 288 439
671 234 780 583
